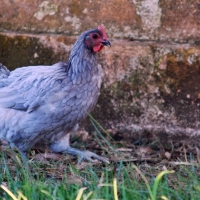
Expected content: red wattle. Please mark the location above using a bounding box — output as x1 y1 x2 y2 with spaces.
93 44 103 52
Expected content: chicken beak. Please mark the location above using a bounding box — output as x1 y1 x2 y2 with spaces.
101 40 111 47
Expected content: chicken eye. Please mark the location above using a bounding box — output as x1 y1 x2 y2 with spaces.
92 34 98 39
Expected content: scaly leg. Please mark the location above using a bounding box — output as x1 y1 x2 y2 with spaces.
49 132 109 164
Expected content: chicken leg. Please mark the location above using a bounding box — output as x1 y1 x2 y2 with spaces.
49 132 109 164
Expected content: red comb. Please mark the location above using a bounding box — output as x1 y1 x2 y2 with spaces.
98 25 108 39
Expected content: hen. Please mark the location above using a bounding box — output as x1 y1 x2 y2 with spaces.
0 26 110 163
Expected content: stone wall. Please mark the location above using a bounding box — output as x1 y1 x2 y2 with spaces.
0 0 200 139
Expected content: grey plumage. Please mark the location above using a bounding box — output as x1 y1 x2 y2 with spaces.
0 27 111 163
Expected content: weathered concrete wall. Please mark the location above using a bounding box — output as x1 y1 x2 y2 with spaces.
0 0 200 138
0 0 199 42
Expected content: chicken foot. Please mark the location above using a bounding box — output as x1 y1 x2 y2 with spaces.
49 133 109 164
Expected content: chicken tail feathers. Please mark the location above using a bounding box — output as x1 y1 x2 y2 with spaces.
0 63 10 79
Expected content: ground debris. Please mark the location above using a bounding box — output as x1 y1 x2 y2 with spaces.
0 130 200 183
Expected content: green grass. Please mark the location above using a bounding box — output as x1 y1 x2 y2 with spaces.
0 118 200 199
0 152 200 200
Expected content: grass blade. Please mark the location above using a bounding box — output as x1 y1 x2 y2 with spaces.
0 184 18 200
113 178 119 200
152 170 174 200
75 187 87 200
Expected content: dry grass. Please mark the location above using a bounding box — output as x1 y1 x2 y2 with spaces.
0 121 200 199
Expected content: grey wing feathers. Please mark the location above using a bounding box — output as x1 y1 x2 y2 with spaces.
0 62 66 112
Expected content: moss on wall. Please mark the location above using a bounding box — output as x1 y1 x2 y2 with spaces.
0 34 60 70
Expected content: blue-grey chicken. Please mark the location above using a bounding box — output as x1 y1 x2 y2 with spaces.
0 26 110 163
